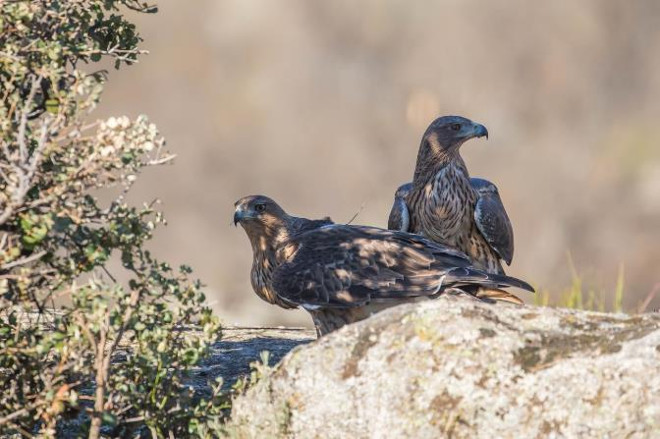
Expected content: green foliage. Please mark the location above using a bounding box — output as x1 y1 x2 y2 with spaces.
232 351 273 394
0 1 224 437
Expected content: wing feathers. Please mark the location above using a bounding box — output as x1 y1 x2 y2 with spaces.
388 183 413 232
271 224 532 308
471 178 515 265
444 267 534 292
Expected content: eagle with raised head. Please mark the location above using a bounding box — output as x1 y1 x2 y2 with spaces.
388 116 515 273
235 195 533 335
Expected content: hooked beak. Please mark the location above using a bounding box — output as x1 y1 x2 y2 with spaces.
472 123 488 140
233 208 248 226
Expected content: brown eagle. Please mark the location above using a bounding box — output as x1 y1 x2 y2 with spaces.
234 195 533 336
388 116 515 276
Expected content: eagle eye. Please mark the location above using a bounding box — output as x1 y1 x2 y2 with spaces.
450 123 461 131
254 203 266 213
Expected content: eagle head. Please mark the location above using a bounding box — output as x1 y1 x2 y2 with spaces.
233 195 287 228
421 115 488 157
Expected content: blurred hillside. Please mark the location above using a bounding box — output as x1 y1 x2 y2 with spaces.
98 0 660 326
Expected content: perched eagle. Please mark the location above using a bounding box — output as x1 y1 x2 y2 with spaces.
234 195 533 336
388 116 515 277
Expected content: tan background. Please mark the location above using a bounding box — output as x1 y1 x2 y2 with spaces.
98 1 660 327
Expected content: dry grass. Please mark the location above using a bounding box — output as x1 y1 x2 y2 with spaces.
534 254 656 313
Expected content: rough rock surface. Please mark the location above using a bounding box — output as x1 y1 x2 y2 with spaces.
196 327 314 390
226 296 660 438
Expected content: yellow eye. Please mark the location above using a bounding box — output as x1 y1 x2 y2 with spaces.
451 123 461 131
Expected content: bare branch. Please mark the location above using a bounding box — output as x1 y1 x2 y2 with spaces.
89 287 140 439
346 202 366 225
88 315 109 439
146 153 176 166
0 115 53 227
17 75 41 164
0 203 15 226
100 265 117 283
0 233 8 252
123 1 158 14
0 401 43 427
0 250 46 271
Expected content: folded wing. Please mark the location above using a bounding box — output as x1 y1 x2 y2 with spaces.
471 178 515 265
271 225 531 308
387 183 413 232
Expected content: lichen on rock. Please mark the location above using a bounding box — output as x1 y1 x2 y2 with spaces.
226 296 660 438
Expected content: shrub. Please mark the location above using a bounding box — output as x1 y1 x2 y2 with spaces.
0 1 223 437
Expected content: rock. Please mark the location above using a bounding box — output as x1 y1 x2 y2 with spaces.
225 296 660 438
195 327 314 390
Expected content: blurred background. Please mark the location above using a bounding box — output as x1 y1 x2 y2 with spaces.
98 0 660 327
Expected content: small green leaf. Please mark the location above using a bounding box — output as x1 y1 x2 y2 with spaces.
102 412 117 427
45 98 59 114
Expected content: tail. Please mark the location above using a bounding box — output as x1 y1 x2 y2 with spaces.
444 267 535 293
474 287 524 305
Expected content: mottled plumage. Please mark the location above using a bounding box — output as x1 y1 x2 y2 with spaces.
389 177 514 266
471 177 514 265
235 195 533 335
390 116 515 276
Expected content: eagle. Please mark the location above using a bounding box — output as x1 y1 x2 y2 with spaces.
234 195 533 336
388 116 515 276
